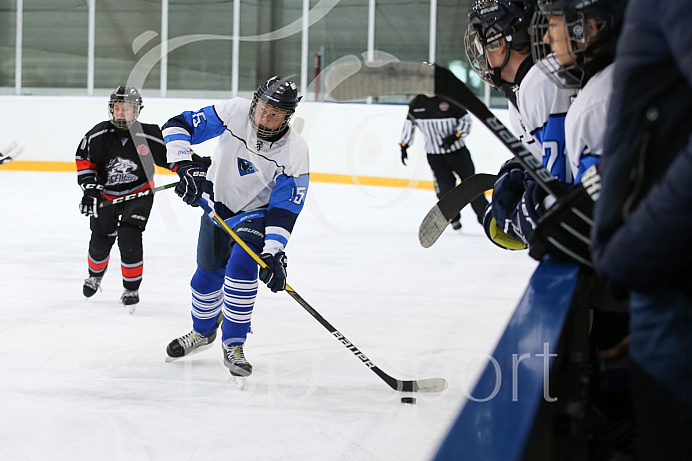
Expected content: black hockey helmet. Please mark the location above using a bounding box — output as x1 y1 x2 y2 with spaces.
465 0 535 88
108 86 143 129
249 76 302 141
531 0 627 88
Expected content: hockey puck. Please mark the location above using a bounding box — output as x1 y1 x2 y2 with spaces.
401 397 416 404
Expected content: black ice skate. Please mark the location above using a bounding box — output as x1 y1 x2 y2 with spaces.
223 344 252 389
120 289 139 314
450 220 462 231
165 329 217 362
83 276 103 298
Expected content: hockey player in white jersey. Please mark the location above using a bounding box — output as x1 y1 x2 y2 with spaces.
162 77 309 385
531 0 626 183
465 0 572 250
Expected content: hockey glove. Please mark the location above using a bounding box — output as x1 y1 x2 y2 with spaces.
400 144 408 165
174 161 207 206
489 161 528 240
79 182 104 218
259 251 288 293
440 132 460 150
528 165 600 267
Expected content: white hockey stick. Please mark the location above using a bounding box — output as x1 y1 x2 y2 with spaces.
0 141 25 165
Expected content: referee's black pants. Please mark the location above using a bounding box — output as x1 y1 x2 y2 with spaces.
427 146 487 225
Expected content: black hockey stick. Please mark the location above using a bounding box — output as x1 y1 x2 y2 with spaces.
197 197 448 393
324 60 565 198
326 60 595 266
99 182 178 208
418 173 497 248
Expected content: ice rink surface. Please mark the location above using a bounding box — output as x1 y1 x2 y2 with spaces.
0 170 537 460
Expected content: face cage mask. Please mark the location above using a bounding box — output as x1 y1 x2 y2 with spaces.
530 12 588 90
108 100 141 129
464 27 506 89
249 97 294 141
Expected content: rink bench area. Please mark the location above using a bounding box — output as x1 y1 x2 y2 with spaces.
435 262 590 460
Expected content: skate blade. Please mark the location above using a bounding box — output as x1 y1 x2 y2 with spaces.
164 343 214 362
228 374 246 390
128 305 136 315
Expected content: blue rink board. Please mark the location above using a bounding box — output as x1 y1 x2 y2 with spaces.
434 262 581 460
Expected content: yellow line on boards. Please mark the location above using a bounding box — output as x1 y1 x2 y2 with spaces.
0 161 437 191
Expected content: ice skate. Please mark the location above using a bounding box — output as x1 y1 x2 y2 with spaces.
83 276 103 298
223 344 252 389
165 329 217 362
450 220 462 231
120 289 139 314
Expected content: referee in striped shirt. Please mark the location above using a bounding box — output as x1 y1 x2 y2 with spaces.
400 93 487 230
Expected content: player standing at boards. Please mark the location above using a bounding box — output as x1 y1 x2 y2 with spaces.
162 77 309 387
76 87 186 311
400 93 487 230
465 0 572 250
531 0 626 183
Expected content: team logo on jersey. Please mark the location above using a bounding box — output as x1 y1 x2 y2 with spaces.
439 102 450 111
106 157 139 185
136 144 150 156
238 158 257 176
256 140 263 151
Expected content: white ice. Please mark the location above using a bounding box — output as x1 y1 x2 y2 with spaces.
0 170 537 461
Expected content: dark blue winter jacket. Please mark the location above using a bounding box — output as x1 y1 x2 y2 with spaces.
591 0 692 295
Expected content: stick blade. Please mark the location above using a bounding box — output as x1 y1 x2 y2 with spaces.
414 378 449 393
419 206 448 248
324 60 435 101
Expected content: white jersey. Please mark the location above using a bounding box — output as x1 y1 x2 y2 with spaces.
565 64 615 183
163 97 309 254
508 63 573 183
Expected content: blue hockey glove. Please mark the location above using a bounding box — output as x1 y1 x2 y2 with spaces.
259 251 288 293
440 132 460 150
79 181 104 218
489 160 527 238
400 144 409 165
174 161 207 206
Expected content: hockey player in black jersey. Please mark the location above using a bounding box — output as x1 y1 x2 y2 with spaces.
76 86 207 310
400 93 487 230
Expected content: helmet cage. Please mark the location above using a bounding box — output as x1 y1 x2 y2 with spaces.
249 77 301 141
531 0 621 89
464 27 497 87
466 0 535 89
108 86 143 129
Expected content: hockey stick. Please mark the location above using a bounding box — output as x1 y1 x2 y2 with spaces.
418 173 497 248
99 182 178 208
324 60 566 198
0 141 25 165
197 197 448 393
326 60 595 266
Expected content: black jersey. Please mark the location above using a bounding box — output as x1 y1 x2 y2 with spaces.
400 94 472 154
76 121 171 198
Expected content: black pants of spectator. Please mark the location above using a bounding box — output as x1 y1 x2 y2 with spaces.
427 146 487 225
87 195 153 291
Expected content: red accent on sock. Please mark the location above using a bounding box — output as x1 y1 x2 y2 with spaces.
88 257 109 272
121 264 143 278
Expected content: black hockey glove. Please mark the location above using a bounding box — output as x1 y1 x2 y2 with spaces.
174 161 207 206
528 165 601 267
400 144 408 165
259 251 288 293
79 182 104 218
440 132 460 150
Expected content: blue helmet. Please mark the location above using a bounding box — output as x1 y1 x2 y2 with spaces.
249 76 302 140
465 0 536 88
